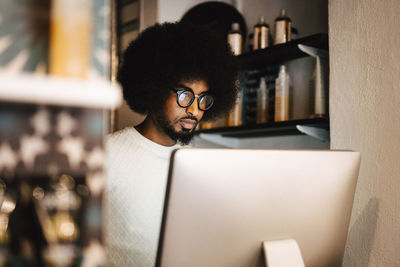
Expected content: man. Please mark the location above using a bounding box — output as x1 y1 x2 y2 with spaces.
105 22 239 266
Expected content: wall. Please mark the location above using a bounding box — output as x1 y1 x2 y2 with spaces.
329 0 400 266
158 0 233 23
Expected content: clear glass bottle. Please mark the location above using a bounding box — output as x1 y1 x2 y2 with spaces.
256 77 268 123
274 9 292 45
253 16 269 50
227 22 243 56
275 65 291 122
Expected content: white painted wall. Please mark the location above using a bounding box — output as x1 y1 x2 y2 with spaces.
329 0 400 266
158 0 234 23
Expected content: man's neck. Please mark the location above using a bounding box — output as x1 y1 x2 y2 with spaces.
135 117 176 147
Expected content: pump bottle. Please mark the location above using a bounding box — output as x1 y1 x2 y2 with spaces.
275 65 291 122
227 22 243 56
274 9 291 45
253 17 269 50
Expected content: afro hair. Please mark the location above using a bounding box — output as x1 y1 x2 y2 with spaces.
117 22 239 121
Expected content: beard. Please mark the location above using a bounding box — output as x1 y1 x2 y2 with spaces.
154 112 198 145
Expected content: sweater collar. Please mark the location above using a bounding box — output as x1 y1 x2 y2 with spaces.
129 127 181 157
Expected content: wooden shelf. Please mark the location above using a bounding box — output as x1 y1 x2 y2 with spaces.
238 33 328 70
196 118 329 138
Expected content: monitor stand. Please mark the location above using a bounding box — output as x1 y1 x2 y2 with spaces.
263 239 305 267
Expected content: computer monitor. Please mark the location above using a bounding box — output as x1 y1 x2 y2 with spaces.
156 148 361 267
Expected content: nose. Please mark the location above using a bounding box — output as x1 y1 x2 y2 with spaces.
186 98 200 117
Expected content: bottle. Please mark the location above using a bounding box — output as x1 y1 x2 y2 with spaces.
227 23 243 56
253 17 269 50
226 90 242 126
49 0 92 78
256 77 268 123
297 45 329 118
274 9 291 45
275 65 291 122
310 55 329 118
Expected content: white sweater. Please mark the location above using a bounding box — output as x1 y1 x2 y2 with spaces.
104 127 180 267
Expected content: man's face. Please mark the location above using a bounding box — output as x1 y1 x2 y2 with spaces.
154 80 209 145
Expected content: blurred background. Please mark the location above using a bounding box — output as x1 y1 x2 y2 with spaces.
2 1 400 267
0 0 329 266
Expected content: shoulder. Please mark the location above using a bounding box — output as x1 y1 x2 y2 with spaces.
106 127 139 153
107 127 132 142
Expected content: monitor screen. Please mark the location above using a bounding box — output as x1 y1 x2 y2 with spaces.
156 148 360 267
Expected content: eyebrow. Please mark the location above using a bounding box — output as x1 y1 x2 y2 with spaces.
177 85 193 91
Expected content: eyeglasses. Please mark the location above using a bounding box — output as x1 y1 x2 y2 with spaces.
171 87 214 111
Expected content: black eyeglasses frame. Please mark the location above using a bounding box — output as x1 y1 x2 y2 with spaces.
171 87 214 111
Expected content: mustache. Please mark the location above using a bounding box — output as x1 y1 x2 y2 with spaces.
179 116 198 123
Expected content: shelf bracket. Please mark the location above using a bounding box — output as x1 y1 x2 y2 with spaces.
195 133 240 148
296 125 330 142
